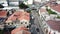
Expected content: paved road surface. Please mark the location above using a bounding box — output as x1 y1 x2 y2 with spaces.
30 10 44 34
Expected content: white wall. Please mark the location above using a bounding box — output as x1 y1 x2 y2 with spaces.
34 0 49 3
0 0 6 1
34 0 41 2
24 0 33 5
9 2 19 5
27 0 33 4
56 1 60 4
20 19 30 27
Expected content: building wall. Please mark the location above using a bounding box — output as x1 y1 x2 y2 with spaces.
24 0 33 5
27 0 33 4
5 19 30 28
34 0 49 3
34 0 41 2
9 0 18 2
39 6 60 34
0 0 6 1
56 0 60 4
20 19 30 27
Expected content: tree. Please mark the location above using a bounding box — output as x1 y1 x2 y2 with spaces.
19 3 29 9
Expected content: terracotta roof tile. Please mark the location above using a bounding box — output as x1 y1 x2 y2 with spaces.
16 11 30 21
11 26 31 34
6 11 30 22
46 2 60 13
0 10 7 17
49 4 60 12
47 20 60 32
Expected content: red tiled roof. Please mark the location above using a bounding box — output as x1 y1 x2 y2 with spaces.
18 13 30 20
47 20 60 32
46 1 60 13
50 4 60 12
11 26 31 34
6 11 30 22
0 10 7 17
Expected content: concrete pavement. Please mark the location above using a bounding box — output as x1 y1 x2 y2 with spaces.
30 10 44 34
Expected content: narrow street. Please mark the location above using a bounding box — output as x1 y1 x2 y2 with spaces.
30 10 44 34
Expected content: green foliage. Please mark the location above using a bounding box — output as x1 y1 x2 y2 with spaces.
46 8 57 15
0 30 3 34
19 3 29 9
57 15 60 19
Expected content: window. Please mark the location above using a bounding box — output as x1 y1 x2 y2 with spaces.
25 22 27 24
11 23 13 25
21 22 23 24
8 23 10 25
27 26 29 28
